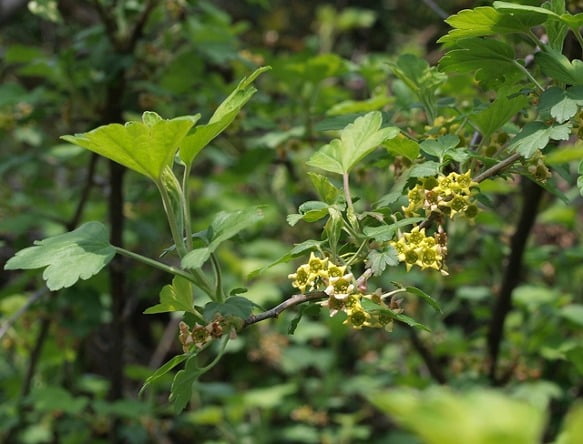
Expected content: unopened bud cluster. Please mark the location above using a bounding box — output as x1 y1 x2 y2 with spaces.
288 253 402 331
404 171 479 220
178 317 236 352
390 226 448 273
523 150 551 182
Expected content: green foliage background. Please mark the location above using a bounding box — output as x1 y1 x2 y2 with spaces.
1 1 583 443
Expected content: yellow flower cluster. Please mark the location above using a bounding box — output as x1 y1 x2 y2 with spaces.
288 253 402 331
390 226 447 273
403 171 479 220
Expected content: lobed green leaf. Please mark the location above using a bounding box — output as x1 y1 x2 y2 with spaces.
4 222 115 291
62 112 197 181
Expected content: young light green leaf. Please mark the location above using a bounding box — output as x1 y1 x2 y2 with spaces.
62 112 197 181
179 66 271 165
438 6 546 45
439 38 522 87
472 94 529 138
408 161 441 178
366 247 399 276
406 286 442 313
308 172 340 204
363 217 424 241
384 136 420 161
539 86 583 123
170 355 203 414
139 353 189 396
493 1 559 18
307 111 399 174
144 276 194 314
306 139 345 175
248 239 323 278
4 222 115 291
420 134 459 161
182 207 263 270
509 121 572 158
535 50 583 85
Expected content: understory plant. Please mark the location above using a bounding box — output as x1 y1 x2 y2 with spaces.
5 0 583 421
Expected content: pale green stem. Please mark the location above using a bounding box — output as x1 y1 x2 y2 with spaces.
115 246 214 298
345 239 368 267
513 60 544 92
342 172 354 212
210 253 225 303
182 163 193 251
156 180 187 258
200 335 230 372
572 29 583 58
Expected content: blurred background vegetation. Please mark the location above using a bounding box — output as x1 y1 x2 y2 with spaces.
1 0 582 443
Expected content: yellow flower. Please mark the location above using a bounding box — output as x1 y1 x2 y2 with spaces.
288 264 315 293
308 252 329 276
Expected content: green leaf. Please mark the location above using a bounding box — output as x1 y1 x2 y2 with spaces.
181 247 211 270
367 388 546 444
556 403 583 444
366 247 399 276
389 54 446 119
248 240 323 278
144 276 194 314
408 161 441 178
324 207 343 255
406 286 442 313
439 6 547 45
439 38 523 87
62 112 197 181
288 304 321 335
363 217 424 241
493 1 559 19
578 160 583 196
179 66 271 165
472 94 529 138
170 355 203 414
139 354 189 395
182 207 263 270
558 304 583 327
535 50 583 85
307 111 399 174
420 134 459 161
203 296 257 321
360 299 430 331
307 172 340 204
509 121 572 158
4 222 115 291
544 0 569 52
384 136 420 161
539 86 583 123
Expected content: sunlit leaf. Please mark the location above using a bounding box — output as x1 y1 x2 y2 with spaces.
439 6 546 45
4 222 115 291
144 276 194 314
182 207 263 270
62 112 197 181
179 66 271 165
307 111 399 174
509 121 572 158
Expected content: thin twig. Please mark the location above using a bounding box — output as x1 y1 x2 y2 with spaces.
473 152 522 183
422 0 448 19
407 326 447 384
244 291 327 327
67 152 99 231
0 288 47 340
